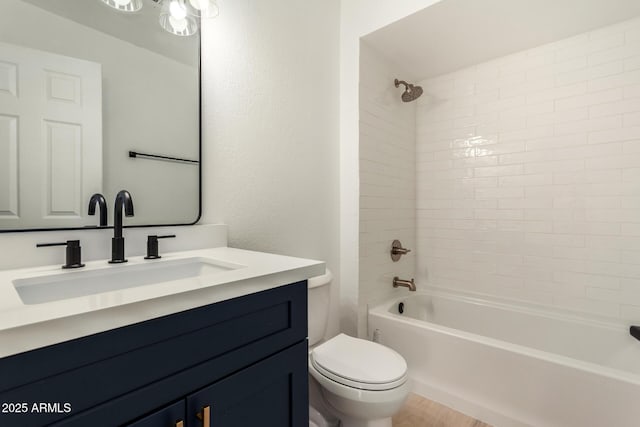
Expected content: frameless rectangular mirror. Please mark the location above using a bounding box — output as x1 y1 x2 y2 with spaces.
0 0 201 232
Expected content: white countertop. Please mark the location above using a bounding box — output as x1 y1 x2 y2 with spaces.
0 247 324 358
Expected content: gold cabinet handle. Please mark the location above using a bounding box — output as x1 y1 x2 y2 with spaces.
176 421 184 427
196 406 211 427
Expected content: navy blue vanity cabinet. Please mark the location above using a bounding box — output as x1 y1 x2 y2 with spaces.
0 281 308 427
126 401 186 427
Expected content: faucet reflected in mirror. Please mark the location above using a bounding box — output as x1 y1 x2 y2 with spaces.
110 190 135 264
88 194 108 227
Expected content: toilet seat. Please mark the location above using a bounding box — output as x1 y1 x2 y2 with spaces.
310 334 408 391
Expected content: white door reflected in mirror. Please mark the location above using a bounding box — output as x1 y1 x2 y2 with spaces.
0 42 102 228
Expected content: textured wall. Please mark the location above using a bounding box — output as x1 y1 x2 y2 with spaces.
416 17 640 321
358 42 416 335
200 0 341 337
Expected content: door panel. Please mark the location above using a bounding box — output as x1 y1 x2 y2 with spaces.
0 41 102 227
0 113 18 218
187 341 308 427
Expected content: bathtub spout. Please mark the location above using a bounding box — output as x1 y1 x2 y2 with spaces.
393 277 416 291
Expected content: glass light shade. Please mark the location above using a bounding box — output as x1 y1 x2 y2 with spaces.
170 0 188 19
159 0 199 36
100 0 143 13
187 0 219 19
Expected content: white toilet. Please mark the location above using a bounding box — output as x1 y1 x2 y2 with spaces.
308 271 410 427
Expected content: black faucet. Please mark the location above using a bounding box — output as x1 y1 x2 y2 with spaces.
88 193 108 227
109 190 134 264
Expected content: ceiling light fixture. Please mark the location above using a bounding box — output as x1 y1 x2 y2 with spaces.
159 0 198 36
100 0 219 37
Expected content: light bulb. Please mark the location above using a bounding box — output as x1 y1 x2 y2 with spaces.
169 16 188 33
169 0 188 20
187 0 219 18
202 2 219 18
113 0 132 6
159 0 199 36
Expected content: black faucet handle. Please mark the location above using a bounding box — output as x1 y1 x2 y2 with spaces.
37 240 85 269
36 241 71 247
144 235 176 260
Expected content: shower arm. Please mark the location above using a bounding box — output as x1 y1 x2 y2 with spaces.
394 79 409 89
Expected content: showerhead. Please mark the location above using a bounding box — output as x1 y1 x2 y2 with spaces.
394 79 423 102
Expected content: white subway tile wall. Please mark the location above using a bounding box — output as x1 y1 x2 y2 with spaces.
416 17 640 321
359 42 416 334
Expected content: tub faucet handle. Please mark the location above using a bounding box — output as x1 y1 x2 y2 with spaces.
391 239 411 261
393 277 416 292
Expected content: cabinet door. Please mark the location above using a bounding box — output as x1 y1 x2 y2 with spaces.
126 400 185 427
187 341 308 427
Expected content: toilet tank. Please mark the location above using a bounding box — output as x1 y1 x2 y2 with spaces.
308 269 332 347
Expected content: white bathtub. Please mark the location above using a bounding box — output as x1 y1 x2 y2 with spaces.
368 290 640 427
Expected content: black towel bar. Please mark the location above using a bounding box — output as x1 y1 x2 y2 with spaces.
129 151 199 164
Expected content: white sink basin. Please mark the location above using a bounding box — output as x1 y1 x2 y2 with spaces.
13 257 244 305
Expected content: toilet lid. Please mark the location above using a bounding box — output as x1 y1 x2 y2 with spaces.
310 334 407 390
